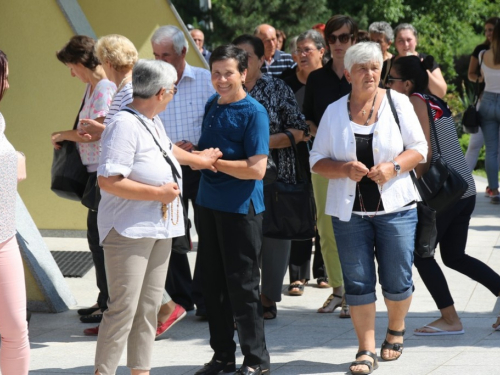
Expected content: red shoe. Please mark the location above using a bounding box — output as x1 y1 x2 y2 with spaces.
156 304 186 339
84 325 99 336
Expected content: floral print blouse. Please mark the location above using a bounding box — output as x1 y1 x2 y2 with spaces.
0 112 18 243
249 74 308 184
77 79 116 171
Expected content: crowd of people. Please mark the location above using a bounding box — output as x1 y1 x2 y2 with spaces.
1 12 500 375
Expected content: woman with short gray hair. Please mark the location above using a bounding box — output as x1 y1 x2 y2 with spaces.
369 21 394 85
310 42 427 374
94 59 221 375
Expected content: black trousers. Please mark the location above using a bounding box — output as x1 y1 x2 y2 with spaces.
198 205 270 369
289 239 312 282
165 166 205 310
414 195 500 309
87 209 108 311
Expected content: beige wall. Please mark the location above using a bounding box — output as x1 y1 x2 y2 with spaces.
0 0 206 230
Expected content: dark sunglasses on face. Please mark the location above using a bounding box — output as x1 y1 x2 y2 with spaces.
387 75 404 83
327 33 353 44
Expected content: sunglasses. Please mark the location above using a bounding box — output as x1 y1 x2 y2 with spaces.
293 47 318 55
327 33 353 44
387 75 404 83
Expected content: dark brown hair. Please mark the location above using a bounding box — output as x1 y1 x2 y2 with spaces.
493 20 500 65
56 35 100 70
0 50 8 101
324 15 358 45
484 17 500 46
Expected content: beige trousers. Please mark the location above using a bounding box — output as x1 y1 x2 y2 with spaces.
94 229 172 375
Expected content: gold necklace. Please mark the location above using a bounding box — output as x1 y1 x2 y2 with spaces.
116 74 131 92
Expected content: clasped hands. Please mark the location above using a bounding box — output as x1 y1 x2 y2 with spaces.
344 161 395 185
191 147 223 172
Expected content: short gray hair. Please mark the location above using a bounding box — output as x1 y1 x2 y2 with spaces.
151 25 189 55
297 29 326 50
394 23 418 39
132 59 177 99
368 22 394 43
344 42 383 73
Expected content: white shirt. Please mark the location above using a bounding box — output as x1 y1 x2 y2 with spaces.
157 63 214 144
309 90 428 222
97 109 184 244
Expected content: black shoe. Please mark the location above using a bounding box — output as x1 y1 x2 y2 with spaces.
235 365 269 375
80 313 103 323
77 306 100 316
194 359 236 375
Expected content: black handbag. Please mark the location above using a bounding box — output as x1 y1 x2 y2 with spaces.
387 90 437 258
122 109 191 254
50 98 89 201
462 52 483 134
262 130 316 240
81 171 101 211
417 100 468 215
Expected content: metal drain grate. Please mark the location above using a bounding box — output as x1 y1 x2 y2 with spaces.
50 251 94 278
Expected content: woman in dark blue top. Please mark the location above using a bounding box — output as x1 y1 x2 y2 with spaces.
195 45 270 375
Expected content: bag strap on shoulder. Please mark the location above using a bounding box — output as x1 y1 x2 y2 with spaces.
282 129 307 183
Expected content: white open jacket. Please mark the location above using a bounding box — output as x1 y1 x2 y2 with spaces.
309 90 428 222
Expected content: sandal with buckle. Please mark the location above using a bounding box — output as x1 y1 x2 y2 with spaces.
263 304 277 320
380 328 405 361
317 293 342 313
288 283 305 296
316 277 330 288
349 350 378 375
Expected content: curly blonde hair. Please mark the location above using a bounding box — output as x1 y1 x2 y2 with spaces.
95 34 138 72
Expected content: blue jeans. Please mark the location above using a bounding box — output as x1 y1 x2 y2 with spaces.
479 92 500 190
331 209 417 306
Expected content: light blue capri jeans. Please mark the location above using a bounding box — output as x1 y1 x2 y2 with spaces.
331 208 417 306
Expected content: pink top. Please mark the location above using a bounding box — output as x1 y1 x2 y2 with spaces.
77 79 116 172
0 112 18 243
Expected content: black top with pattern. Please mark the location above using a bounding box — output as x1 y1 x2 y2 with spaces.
249 74 309 184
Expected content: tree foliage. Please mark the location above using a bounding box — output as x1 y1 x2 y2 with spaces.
171 0 500 82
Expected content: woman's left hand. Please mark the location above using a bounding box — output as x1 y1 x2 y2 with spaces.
367 162 394 185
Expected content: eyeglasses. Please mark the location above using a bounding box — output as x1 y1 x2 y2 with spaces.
293 47 318 55
166 85 178 95
327 33 353 44
387 75 404 84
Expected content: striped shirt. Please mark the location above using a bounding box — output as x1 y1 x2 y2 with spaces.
261 50 296 76
158 63 215 144
104 82 133 126
413 93 476 199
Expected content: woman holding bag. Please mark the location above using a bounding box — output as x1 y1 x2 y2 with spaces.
0 49 30 375
51 35 116 329
388 55 500 334
232 34 310 319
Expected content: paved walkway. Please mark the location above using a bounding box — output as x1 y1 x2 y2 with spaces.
30 176 500 375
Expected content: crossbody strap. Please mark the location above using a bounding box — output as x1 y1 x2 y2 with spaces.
282 129 306 183
474 50 486 104
121 108 182 191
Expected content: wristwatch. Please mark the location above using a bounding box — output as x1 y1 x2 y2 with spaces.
391 160 401 176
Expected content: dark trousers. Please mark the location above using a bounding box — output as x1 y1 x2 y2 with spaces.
312 231 327 279
198 205 270 369
289 239 312 282
165 166 204 310
414 195 500 309
87 209 108 311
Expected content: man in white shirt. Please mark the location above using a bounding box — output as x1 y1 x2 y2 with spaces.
151 25 215 318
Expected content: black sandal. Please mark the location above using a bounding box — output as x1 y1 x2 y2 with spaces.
262 304 277 320
288 283 305 296
380 328 405 361
349 350 378 375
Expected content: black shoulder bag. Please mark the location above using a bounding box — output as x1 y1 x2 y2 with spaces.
51 93 89 201
262 130 316 240
122 108 191 254
387 90 437 258
462 51 484 134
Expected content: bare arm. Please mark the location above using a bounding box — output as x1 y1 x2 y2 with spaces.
76 117 106 142
214 154 267 180
312 159 369 181
52 117 106 149
172 145 222 171
269 128 311 149
409 96 432 178
17 151 26 182
468 56 482 82
98 175 180 205
427 68 447 98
